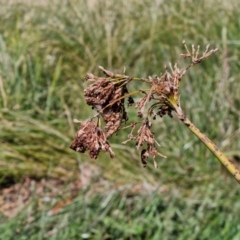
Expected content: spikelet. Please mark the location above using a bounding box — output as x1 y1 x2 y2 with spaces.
84 77 114 106
70 120 115 159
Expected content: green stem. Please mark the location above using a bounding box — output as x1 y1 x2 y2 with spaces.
181 116 240 183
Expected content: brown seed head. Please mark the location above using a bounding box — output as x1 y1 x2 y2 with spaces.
134 119 165 167
102 87 127 138
181 41 218 64
71 43 218 167
84 78 114 106
70 120 115 159
136 119 155 149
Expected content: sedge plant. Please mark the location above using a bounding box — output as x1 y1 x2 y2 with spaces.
70 41 240 184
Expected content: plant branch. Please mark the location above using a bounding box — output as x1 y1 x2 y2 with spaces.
71 42 238 180
179 115 240 183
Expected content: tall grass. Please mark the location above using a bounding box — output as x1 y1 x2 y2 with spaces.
0 0 240 239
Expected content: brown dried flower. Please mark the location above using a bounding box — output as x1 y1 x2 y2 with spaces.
135 90 153 116
181 40 218 64
70 120 115 159
123 118 166 167
136 119 155 149
84 67 130 138
102 87 126 138
84 77 115 107
70 43 218 169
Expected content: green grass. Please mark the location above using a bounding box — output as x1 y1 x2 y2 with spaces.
0 0 240 239
1 181 240 240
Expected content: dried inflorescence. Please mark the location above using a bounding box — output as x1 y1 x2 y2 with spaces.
70 120 115 159
70 43 218 167
103 87 128 138
84 68 129 139
181 40 218 64
134 64 184 120
84 77 114 106
121 119 166 167
136 119 166 167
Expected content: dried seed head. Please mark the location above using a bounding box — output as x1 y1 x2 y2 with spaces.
103 107 122 138
127 118 166 167
84 68 131 139
135 91 153 116
136 119 154 149
70 120 115 159
154 65 182 96
181 41 218 64
134 65 183 120
71 44 218 167
84 78 114 106
102 87 127 138
145 64 184 119
148 144 158 159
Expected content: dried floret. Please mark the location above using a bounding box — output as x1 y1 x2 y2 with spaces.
136 119 155 149
157 105 173 118
99 66 115 77
181 40 218 64
136 119 166 167
85 73 96 81
135 90 153 116
102 87 127 138
84 78 114 106
70 120 115 159
122 119 165 167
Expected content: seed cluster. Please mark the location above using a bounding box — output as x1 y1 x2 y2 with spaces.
70 43 218 167
70 120 115 159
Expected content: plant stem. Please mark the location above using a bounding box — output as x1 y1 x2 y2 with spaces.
180 116 240 183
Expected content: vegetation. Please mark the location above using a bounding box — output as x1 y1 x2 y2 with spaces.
0 0 240 239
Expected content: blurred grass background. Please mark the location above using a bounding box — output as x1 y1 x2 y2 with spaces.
0 0 240 239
